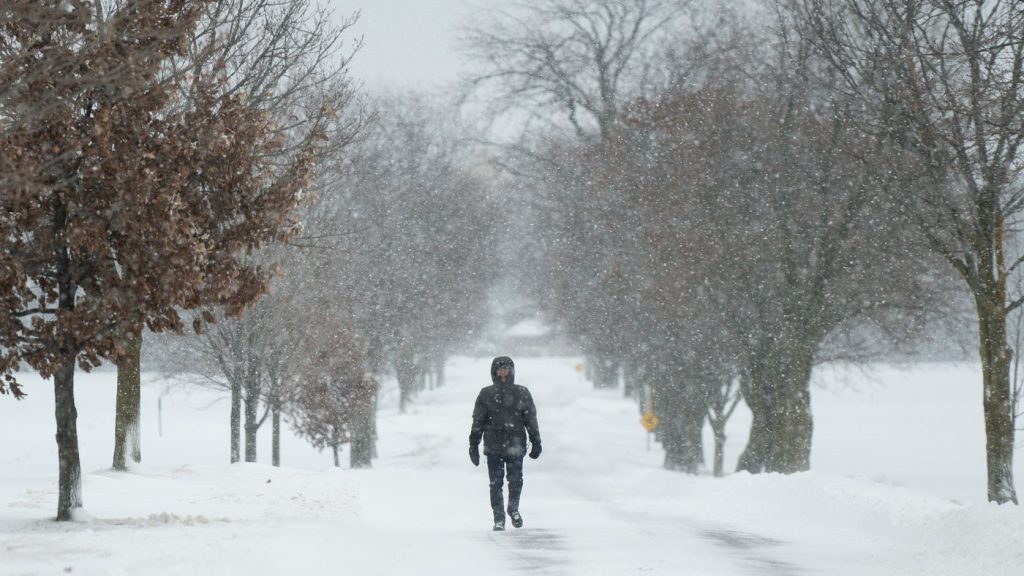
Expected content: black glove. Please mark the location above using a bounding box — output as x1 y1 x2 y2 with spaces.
528 442 542 459
469 444 480 466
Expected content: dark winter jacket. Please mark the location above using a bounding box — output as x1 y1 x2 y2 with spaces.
469 357 541 458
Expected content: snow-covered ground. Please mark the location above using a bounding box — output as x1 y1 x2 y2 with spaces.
1 357 1022 575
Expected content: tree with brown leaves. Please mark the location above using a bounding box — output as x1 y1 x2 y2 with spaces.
107 0 361 472
288 330 378 469
0 0 330 520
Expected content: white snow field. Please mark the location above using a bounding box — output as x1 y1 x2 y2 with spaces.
2 356 1023 575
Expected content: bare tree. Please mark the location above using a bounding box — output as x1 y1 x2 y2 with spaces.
791 0 1024 503
460 0 688 141
461 0 697 403
332 93 498 413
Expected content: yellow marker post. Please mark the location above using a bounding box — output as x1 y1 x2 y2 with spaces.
640 383 657 451
640 411 659 432
640 410 658 452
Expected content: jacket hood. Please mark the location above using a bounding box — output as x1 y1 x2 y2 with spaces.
490 356 515 385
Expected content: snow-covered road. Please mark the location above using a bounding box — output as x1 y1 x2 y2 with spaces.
2 356 1023 575
315 356 795 575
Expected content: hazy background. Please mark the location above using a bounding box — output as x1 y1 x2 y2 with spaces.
329 0 499 90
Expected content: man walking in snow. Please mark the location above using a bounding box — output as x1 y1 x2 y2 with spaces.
469 356 542 531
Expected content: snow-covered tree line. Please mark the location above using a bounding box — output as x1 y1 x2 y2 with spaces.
154 93 498 467
328 94 497 414
0 0 496 521
0 0 358 520
462 0 1023 504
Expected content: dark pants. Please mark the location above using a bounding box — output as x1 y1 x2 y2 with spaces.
486 454 524 522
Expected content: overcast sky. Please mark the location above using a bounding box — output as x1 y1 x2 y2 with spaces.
329 0 499 92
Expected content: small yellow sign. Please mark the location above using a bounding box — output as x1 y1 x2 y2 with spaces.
640 411 659 432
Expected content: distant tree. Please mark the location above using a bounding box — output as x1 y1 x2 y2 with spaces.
347 373 379 469
288 330 377 468
253 238 379 468
0 0 329 520
462 0 694 396
157 243 375 467
461 0 688 140
331 94 497 412
203 305 271 464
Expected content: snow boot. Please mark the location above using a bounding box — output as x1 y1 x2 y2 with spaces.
493 520 505 531
508 510 523 529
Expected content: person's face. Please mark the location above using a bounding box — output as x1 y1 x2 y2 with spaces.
496 366 510 379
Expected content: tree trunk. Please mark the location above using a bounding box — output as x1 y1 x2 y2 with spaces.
736 408 769 473
230 376 241 463
656 375 704 474
593 358 619 389
351 376 377 468
737 338 814 474
979 308 1018 503
661 414 701 473
975 237 1018 503
372 390 379 459
54 359 83 521
244 375 259 463
332 444 341 467
53 196 83 521
112 328 142 471
271 395 281 467
711 422 726 478
350 404 374 469
766 344 814 473
682 403 705 473
395 350 417 414
736 360 770 474
435 358 446 388
623 360 640 400
707 375 740 478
